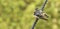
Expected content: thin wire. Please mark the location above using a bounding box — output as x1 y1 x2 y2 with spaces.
32 0 48 29
40 0 48 11
32 18 39 29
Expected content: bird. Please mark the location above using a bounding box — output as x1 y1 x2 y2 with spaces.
34 8 48 21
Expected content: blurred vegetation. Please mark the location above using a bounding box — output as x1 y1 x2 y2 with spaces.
0 0 60 29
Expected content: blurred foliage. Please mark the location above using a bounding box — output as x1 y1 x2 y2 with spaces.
0 0 60 29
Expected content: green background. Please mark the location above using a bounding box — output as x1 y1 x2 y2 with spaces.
0 0 60 29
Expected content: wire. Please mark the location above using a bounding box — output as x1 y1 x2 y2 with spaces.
31 0 48 29
40 0 48 11
32 18 39 29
